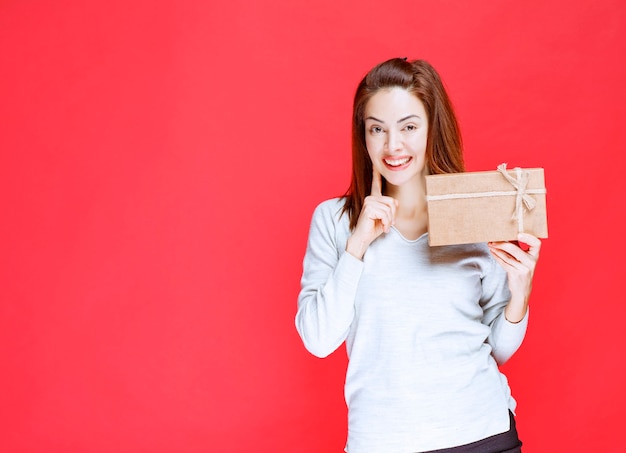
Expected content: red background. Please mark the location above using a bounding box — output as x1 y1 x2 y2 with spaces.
2 1 625 452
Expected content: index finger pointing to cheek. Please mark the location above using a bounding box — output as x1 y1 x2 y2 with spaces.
371 168 382 197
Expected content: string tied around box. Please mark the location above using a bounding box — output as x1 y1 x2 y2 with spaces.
497 163 537 233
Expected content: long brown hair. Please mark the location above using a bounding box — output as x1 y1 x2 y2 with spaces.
342 58 465 230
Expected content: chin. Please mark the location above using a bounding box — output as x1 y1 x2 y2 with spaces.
384 174 417 188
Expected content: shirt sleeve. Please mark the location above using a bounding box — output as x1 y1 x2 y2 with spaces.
479 255 529 365
295 201 364 358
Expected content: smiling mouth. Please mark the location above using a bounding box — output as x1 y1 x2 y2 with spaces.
384 157 412 167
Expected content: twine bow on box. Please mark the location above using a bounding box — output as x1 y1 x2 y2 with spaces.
425 163 546 233
496 163 543 233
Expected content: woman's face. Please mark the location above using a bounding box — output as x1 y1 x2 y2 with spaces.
363 87 429 189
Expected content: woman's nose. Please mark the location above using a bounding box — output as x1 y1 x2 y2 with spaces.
385 132 402 152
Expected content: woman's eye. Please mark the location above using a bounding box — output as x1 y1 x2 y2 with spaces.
370 126 383 134
404 124 416 131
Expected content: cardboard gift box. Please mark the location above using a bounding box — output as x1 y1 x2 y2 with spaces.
425 164 548 246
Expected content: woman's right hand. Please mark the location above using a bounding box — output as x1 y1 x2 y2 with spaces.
346 169 398 260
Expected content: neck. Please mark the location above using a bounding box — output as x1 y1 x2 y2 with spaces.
385 175 427 220
384 175 429 240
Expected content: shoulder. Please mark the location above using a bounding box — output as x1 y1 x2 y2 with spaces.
437 241 491 258
308 197 351 249
312 197 348 222
437 242 501 277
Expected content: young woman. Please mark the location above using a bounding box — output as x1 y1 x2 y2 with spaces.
295 58 541 453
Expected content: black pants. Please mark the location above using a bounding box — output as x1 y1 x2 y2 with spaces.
421 411 522 453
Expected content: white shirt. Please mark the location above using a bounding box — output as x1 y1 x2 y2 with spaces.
296 198 529 453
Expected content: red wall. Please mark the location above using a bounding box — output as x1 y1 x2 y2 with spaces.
2 1 625 451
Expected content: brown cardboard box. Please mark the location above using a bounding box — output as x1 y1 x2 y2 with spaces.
425 164 548 246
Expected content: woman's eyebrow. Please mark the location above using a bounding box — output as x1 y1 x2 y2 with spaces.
398 114 421 123
365 114 421 124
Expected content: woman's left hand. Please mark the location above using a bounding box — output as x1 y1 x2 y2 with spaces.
488 232 542 323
